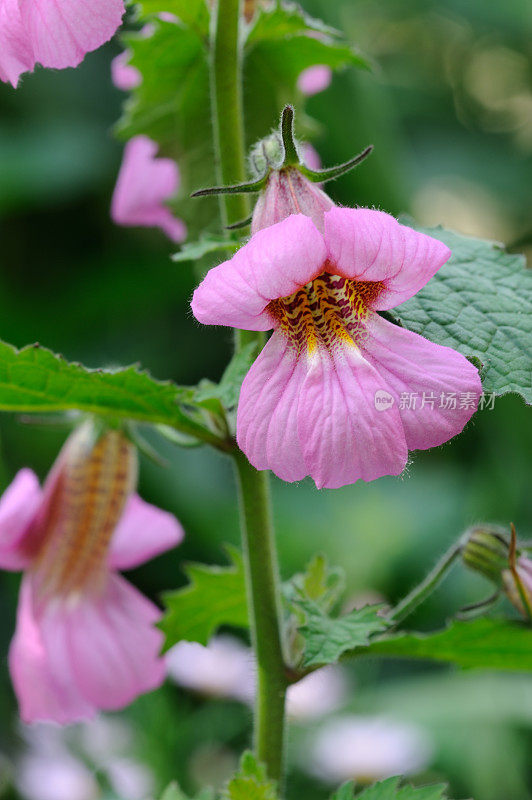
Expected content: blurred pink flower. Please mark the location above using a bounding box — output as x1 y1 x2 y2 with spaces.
301 142 322 172
0 0 125 87
297 65 332 96
307 715 433 783
111 50 142 91
111 135 187 242
0 420 183 724
191 169 481 489
166 636 347 720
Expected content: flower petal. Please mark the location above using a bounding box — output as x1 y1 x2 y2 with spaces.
111 135 186 242
9 576 96 724
111 50 142 91
40 574 165 713
0 469 42 571
324 207 451 309
298 342 408 488
297 65 332 96
191 215 327 330
108 494 184 571
361 313 482 450
237 331 308 481
0 0 35 86
19 0 125 70
237 332 408 489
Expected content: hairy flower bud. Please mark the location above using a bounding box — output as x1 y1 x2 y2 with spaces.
251 166 334 233
462 525 532 619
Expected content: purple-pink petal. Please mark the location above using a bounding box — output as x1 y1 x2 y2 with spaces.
237 332 308 481
0 469 42 571
361 314 482 450
108 493 184 571
19 0 125 71
111 135 187 242
191 214 327 329
10 573 166 723
0 0 34 86
324 207 451 310
237 332 408 489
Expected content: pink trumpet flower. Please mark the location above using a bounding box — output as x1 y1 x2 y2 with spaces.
192 168 481 489
0 0 125 87
111 135 187 242
0 420 183 724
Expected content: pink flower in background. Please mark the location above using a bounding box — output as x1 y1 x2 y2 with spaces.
111 135 187 242
301 142 322 172
0 420 183 724
192 169 481 489
0 0 125 87
307 715 433 783
297 65 332 96
111 50 142 91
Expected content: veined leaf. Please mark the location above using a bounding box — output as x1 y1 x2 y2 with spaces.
159 546 249 651
172 234 242 263
353 618 532 671
132 0 210 40
393 225 532 404
0 340 224 446
295 595 388 668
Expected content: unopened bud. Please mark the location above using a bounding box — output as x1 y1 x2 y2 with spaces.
461 526 510 585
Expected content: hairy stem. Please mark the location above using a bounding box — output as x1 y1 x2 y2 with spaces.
388 542 462 625
210 0 287 780
234 451 288 782
210 0 258 351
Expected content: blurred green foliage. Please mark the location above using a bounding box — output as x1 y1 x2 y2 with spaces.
0 0 531 799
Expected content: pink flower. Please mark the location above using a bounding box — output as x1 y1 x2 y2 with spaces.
111 135 187 242
301 142 322 172
191 169 481 489
0 420 183 724
0 0 125 87
297 65 332 96
111 50 142 91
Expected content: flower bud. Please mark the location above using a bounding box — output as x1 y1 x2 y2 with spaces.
461 525 532 619
251 166 334 233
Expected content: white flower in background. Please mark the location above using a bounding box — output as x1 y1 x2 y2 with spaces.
166 635 348 720
16 718 155 800
307 715 433 784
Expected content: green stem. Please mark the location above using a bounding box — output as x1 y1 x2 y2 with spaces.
210 0 286 779
234 451 288 783
388 542 462 625
210 0 257 352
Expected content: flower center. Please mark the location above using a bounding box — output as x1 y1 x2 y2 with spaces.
269 271 384 353
33 425 137 603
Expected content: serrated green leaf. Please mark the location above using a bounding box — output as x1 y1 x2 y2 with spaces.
354 777 454 800
353 618 532 671
160 782 215 800
330 782 356 800
159 545 249 651
295 596 388 668
222 752 279 800
393 226 532 404
133 0 210 40
172 235 241 263
245 3 340 44
287 554 345 613
0 340 223 446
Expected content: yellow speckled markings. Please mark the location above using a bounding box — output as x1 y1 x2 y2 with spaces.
269 269 384 353
33 421 138 602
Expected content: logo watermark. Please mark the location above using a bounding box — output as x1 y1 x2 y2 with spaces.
373 390 496 411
